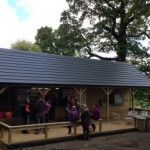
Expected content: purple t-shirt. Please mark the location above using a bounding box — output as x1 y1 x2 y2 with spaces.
44 102 51 113
92 107 100 120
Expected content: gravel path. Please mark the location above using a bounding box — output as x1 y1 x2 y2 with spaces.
1 132 150 150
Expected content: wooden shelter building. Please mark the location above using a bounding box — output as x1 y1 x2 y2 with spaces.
0 48 150 122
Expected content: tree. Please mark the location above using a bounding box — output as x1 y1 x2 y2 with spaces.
54 23 85 56
35 25 84 56
128 56 150 78
35 26 56 54
11 40 41 52
134 89 150 109
60 0 150 61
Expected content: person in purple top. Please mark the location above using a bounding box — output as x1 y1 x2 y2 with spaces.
44 100 51 123
91 103 100 132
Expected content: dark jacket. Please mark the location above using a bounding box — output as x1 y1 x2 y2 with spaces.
81 109 91 128
65 106 70 121
34 100 45 115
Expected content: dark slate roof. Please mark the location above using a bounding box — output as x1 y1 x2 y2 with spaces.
0 48 150 88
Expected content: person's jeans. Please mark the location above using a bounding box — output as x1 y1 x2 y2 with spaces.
22 114 30 133
82 125 90 140
35 113 45 133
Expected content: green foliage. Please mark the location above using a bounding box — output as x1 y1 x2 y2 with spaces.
35 26 56 54
54 23 85 56
134 89 150 109
11 40 42 52
35 24 85 56
61 0 150 61
127 52 150 78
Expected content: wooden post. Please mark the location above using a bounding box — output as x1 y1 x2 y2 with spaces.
73 123 77 135
44 126 48 139
8 129 12 144
129 89 137 110
0 127 4 138
134 117 137 128
99 119 102 132
102 88 113 122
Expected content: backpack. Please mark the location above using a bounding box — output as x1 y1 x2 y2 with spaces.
70 109 79 122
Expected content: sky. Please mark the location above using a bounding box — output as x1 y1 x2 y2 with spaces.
0 0 68 48
0 0 149 53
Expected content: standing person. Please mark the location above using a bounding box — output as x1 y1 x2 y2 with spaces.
64 103 71 134
44 100 51 123
75 99 80 120
34 96 45 134
80 104 84 115
69 97 75 108
64 103 71 122
68 105 79 134
21 97 30 134
91 103 100 132
81 104 91 140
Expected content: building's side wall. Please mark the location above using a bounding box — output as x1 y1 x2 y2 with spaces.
86 88 132 119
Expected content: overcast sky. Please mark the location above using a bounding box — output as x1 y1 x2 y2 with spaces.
0 0 68 48
0 0 149 52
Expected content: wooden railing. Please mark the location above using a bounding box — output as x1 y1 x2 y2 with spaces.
0 119 102 144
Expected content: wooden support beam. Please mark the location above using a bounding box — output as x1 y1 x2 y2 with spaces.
37 89 44 96
102 88 113 122
74 88 86 106
44 89 51 96
129 88 138 110
102 88 113 95
0 87 7 95
37 88 51 99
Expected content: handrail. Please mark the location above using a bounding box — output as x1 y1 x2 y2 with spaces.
0 121 11 128
0 119 102 144
9 121 73 130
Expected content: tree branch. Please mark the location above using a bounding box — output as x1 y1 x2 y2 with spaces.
128 16 135 24
87 50 117 61
128 30 150 38
70 17 117 61
103 0 118 12
102 25 119 39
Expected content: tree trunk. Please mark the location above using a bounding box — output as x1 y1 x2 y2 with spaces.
117 39 127 62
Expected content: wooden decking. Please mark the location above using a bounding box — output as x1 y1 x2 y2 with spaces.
0 119 135 146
